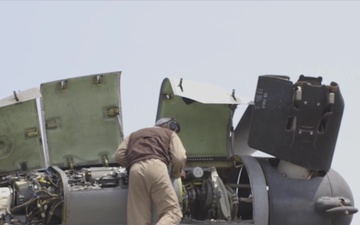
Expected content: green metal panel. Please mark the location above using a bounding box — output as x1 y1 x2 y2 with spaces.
41 72 123 167
156 78 234 159
0 98 45 173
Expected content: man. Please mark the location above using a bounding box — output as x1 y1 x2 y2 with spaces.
114 117 187 225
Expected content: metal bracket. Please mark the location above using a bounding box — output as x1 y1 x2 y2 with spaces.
94 75 103 84
100 153 109 167
65 156 74 169
178 78 183 92
231 89 237 101
59 80 68 90
162 93 172 100
13 91 19 102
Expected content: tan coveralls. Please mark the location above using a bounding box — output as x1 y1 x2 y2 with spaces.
115 126 187 225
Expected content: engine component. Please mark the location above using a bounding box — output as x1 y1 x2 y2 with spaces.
0 73 357 225
66 167 119 189
0 161 357 225
0 187 11 217
259 157 357 225
187 167 204 179
12 180 34 213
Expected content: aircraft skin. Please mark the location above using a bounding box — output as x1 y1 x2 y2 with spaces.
0 71 357 225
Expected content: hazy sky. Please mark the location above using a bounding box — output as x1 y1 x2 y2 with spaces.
1 1 359 224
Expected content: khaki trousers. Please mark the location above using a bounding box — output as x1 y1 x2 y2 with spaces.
127 159 182 225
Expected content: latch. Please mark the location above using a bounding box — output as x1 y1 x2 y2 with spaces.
106 107 119 117
25 128 39 138
46 119 58 129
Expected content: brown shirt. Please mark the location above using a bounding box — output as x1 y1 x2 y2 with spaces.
114 126 187 178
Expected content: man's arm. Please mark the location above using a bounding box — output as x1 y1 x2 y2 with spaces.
169 132 187 178
114 136 130 167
